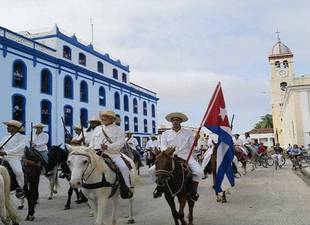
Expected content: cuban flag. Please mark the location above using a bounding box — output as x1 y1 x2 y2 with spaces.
203 82 235 193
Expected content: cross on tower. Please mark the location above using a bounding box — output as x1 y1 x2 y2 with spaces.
276 28 281 42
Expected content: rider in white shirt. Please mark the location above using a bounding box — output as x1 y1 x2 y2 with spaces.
126 131 143 167
84 117 101 147
89 110 133 199
31 123 49 162
0 120 27 198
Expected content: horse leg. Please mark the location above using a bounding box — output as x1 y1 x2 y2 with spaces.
26 172 40 221
127 196 135 224
95 197 108 225
164 193 180 225
243 161 247 175
0 189 9 225
111 195 119 225
187 198 195 225
221 191 227 203
177 195 187 225
64 187 73 210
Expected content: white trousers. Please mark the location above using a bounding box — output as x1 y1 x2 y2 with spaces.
149 157 203 183
110 155 131 187
6 157 24 186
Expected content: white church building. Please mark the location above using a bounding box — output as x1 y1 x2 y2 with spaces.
0 25 159 146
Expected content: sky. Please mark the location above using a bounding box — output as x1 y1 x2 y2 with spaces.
1 0 310 133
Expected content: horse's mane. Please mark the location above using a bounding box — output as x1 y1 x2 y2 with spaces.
68 146 107 172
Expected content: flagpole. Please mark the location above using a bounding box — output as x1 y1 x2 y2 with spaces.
186 82 221 163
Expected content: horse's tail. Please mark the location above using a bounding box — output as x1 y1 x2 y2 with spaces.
0 166 21 223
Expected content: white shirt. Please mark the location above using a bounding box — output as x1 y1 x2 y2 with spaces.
161 128 194 160
126 137 138 149
89 124 125 155
32 132 49 152
146 139 160 150
234 138 243 146
0 132 27 159
84 128 95 146
72 133 83 142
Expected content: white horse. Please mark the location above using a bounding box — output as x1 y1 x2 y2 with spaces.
67 146 136 225
0 165 20 225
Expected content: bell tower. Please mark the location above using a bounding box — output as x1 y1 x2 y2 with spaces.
268 31 294 145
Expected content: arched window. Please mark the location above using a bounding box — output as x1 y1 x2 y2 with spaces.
41 69 52 95
283 60 289 68
133 98 138 114
122 73 127 83
41 100 51 125
280 82 288 91
80 81 88 102
114 92 120 109
97 61 104 73
64 76 73 99
275 61 280 68
144 119 148 133
134 117 138 132
12 60 27 89
79 53 86 66
124 95 129 112
116 114 121 126
12 94 26 125
41 100 52 147
80 108 88 128
64 105 73 127
113 69 118 79
63 46 72 60
124 116 129 131
99 86 106 106
143 101 147 116
152 121 156 134
151 104 156 118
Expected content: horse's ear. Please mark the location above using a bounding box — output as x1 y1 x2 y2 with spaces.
165 147 175 156
57 144 62 148
66 144 74 153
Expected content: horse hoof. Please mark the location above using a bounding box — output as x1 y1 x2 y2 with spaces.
127 219 135 224
17 205 24 210
25 215 35 221
48 197 53 200
64 205 70 210
12 221 19 225
53 190 58 194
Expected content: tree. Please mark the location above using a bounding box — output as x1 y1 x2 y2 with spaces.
255 114 273 129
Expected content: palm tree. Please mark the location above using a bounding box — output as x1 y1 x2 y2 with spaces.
255 114 273 129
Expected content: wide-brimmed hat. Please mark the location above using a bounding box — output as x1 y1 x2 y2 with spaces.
3 120 24 131
73 125 82 130
165 112 188 122
126 131 134 134
88 116 101 123
99 110 117 119
33 123 45 128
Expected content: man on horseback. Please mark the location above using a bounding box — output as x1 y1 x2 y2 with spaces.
89 110 133 199
149 112 203 201
145 135 160 167
0 120 27 199
31 123 50 172
84 117 101 146
125 131 143 167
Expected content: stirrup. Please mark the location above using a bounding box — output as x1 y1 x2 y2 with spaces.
15 189 25 199
190 192 199 202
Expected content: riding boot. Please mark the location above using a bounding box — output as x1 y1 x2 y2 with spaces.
116 170 133 199
153 186 163 198
189 181 199 201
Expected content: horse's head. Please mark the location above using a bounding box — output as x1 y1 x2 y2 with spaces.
48 144 68 168
154 147 175 186
66 145 93 188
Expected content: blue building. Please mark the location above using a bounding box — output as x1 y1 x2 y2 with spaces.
0 25 159 146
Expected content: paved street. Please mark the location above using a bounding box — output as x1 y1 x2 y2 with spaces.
14 162 310 225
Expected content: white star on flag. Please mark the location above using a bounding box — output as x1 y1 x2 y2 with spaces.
219 107 227 121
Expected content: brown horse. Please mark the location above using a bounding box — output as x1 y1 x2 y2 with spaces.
155 148 195 225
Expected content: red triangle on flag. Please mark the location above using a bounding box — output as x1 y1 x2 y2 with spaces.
203 82 230 127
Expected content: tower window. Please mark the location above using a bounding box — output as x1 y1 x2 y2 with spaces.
280 82 287 91
79 53 86 66
113 69 118 79
63 46 72 60
283 60 289 68
275 61 280 68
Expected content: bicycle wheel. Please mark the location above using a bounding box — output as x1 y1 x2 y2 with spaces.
261 159 268 168
266 157 274 166
280 158 286 167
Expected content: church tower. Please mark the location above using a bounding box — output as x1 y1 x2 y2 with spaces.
268 32 294 145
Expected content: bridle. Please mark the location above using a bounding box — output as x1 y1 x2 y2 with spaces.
69 152 96 183
155 157 175 178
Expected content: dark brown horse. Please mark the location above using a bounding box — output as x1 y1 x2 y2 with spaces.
155 148 195 225
22 147 41 221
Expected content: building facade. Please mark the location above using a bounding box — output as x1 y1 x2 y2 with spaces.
269 35 310 147
0 25 159 146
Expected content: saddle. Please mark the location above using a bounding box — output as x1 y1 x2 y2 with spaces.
173 155 192 175
97 152 132 171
